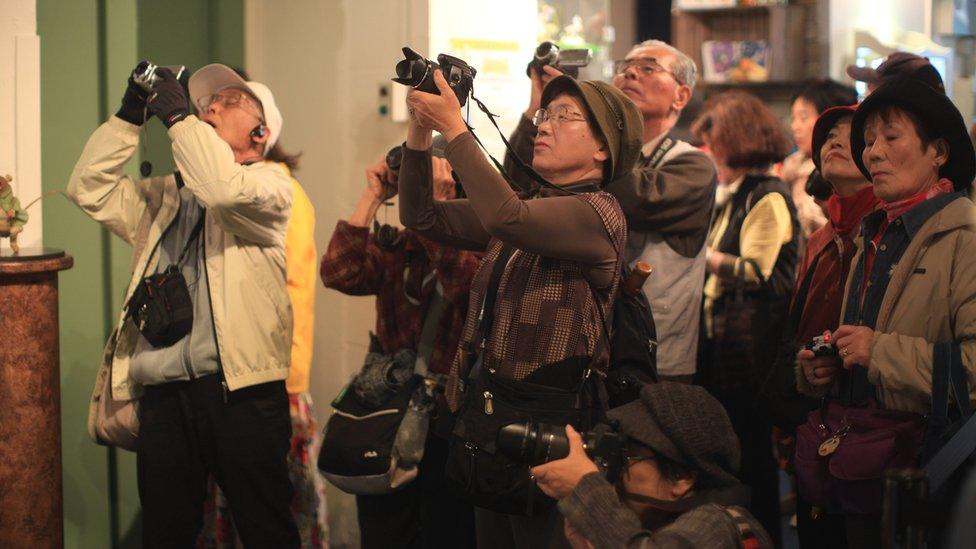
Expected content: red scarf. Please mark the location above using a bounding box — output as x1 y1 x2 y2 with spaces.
879 178 955 222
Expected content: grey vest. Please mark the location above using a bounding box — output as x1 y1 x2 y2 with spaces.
625 140 709 377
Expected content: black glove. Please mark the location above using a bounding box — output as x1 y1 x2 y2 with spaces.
116 76 150 126
146 68 190 128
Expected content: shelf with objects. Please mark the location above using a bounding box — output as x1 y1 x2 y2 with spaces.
671 0 820 103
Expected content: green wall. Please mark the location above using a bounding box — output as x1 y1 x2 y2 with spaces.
37 1 242 546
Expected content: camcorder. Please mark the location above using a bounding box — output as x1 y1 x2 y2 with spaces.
497 421 627 482
393 47 477 107
526 41 592 79
132 60 188 93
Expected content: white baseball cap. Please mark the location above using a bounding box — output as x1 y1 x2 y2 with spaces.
188 63 283 154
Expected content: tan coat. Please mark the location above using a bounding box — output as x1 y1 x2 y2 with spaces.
68 116 294 442
798 196 976 414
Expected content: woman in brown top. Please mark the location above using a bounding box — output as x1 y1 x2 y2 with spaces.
399 70 643 547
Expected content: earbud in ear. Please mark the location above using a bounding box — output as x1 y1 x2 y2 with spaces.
250 124 266 139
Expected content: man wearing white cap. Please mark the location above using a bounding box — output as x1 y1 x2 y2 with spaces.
67 63 299 547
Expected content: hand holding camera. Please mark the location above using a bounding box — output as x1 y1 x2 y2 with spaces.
365 154 398 203
525 64 564 119
116 76 151 126
799 330 842 387
145 67 190 128
405 70 468 141
528 425 600 500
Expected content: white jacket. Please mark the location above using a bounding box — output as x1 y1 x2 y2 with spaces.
68 115 294 415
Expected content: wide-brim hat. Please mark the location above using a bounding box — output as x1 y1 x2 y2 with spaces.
851 78 975 191
811 105 858 172
189 63 283 154
540 76 644 183
606 382 741 488
846 51 945 94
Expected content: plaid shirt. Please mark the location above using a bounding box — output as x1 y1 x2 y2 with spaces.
320 220 480 375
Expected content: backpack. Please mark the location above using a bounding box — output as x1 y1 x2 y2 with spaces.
603 261 658 406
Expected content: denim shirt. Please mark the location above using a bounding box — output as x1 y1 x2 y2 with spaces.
839 192 961 402
843 192 962 328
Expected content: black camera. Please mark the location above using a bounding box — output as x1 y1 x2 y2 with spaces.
393 47 476 107
132 60 187 93
526 42 592 79
497 421 626 482
805 334 838 357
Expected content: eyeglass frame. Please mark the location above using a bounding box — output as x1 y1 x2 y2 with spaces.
531 105 589 128
197 90 265 122
612 57 683 85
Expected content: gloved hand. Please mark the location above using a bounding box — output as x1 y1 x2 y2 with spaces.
115 76 150 126
146 68 190 128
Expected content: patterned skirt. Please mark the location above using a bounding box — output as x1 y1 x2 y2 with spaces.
196 392 329 548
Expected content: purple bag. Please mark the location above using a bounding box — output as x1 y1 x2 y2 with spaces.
794 399 925 515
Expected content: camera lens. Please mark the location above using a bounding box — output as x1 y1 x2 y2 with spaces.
497 422 570 466
395 58 429 87
535 42 558 63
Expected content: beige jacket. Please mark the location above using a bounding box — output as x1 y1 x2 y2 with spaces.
798 196 976 414
68 116 294 431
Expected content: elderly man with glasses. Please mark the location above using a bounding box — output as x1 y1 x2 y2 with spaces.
506 39 717 384
67 63 300 547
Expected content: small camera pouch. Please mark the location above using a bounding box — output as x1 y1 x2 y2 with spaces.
124 214 203 348
126 265 194 348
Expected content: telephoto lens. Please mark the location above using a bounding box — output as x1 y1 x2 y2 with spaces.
497 422 570 466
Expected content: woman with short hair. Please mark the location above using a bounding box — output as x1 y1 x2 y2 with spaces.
693 90 800 546
798 77 976 546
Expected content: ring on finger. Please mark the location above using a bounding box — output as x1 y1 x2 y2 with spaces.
841 347 850 357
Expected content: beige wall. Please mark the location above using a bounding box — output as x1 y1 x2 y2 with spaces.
244 1 427 545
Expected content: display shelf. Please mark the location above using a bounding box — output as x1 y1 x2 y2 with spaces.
672 3 810 84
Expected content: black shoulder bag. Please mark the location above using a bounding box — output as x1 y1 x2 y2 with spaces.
124 214 204 348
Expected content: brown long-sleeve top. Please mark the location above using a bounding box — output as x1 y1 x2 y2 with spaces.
400 131 619 288
399 131 627 404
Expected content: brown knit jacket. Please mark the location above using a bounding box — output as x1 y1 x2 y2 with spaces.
444 191 627 408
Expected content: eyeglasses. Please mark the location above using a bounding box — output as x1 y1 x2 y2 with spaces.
197 91 264 120
613 57 681 83
532 106 587 127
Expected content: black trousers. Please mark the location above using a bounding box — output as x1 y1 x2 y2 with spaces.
137 375 299 548
356 434 476 549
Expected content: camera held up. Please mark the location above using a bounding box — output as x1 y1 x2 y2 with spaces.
392 47 477 107
526 41 592 79
497 421 627 482
132 60 187 93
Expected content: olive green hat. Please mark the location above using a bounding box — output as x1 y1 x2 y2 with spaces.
541 76 644 183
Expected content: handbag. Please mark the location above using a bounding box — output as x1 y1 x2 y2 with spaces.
704 258 771 401
317 285 447 495
794 357 927 516
794 393 924 515
90 330 140 451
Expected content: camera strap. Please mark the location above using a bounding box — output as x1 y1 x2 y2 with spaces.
173 212 206 271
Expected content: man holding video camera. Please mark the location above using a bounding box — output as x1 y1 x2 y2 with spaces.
531 382 773 548
67 63 299 547
507 40 717 384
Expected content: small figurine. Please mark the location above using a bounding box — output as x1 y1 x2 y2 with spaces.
0 175 28 254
